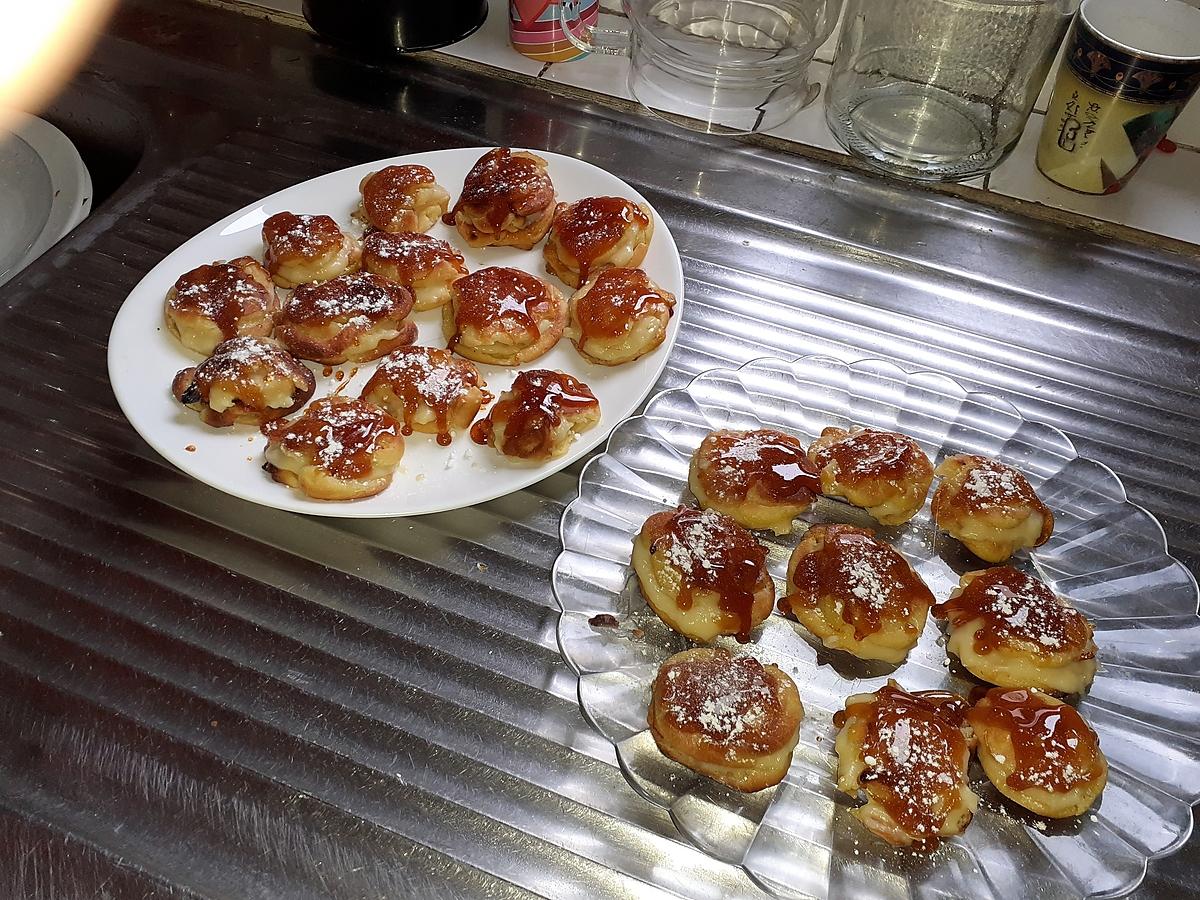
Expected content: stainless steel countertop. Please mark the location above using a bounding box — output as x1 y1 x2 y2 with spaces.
1 2 1197 897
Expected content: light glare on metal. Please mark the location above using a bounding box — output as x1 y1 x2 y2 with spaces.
0 0 114 128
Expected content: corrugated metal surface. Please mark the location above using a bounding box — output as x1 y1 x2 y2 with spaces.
1 1 1196 896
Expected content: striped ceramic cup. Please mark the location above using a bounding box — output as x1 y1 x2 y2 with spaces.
510 0 599 62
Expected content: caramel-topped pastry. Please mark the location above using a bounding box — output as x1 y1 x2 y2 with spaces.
565 267 675 366
632 506 774 642
164 257 278 356
360 347 487 447
689 429 821 535
443 148 556 249
931 454 1053 562
470 369 599 461
780 524 933 663
262 395 404 500
935 567 1098 694
543 196 654 288
261 212 361 288
362 231 467 312
172 336 315 428
276 272 416 365
355 164 450 234
648 648 803 792
834 682 978 849
808 426 934 525
443 266 567 366
968 687 1107 818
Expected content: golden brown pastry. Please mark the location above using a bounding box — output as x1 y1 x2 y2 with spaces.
360 347 487 446
171 336 315 428
361 231 467 312
779 524 933 663
631 505 774 642
543 196 654 288
834 682 978 849
355 164 449 233
968 687 1107 818
261 212 361 288
276 272 416 365
442 148 556 249
931 454 1054 562
807 426 934 525
565 267 675 366
164 257 278 356
688 429 821 535
648 648 803 792
934 567 1098 694
262 395 404 501
443 266 567 366
470 369 599 461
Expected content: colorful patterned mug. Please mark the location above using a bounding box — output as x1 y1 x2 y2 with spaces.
510 0 599 62
1037 0 1200 194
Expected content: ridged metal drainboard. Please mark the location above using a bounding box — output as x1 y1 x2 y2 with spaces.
0 1 1196 897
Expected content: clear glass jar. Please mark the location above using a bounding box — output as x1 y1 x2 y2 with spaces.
825 0 1076 181
563 0 844 133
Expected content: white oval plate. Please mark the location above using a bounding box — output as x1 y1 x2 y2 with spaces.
107 147 685 517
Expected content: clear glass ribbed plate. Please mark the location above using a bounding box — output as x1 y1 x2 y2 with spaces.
552 356 1200 900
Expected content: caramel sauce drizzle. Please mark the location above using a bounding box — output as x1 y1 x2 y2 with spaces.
284 272 410 325
183 337 300 409
262 212 344 267
834 683 970 843
656 650 786 751
363 231 465 281
645 506 768 641
933 567 1092 656
968 688 1104 792
443 147 554 229
942 455 1043 515
781 524 932 638
699 429 821 504
553 197 649 281
470 369 596 458
448 267 551 352
262 396 398 479
575 268 673 340
907 690 972 728
361 164 435 228
362 347 481 447
469 419 491 446
170 258 272 338
810 428 925 488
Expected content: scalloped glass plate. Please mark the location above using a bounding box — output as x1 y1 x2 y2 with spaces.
553 356 1200 900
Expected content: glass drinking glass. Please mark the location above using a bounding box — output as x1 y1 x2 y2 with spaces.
825 0 1076 180
562 0 844 134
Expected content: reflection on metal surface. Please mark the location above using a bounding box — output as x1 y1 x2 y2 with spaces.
0 0 1197 897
